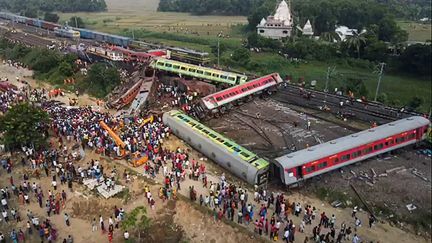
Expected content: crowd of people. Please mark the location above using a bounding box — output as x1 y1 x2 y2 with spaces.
0 62 383 243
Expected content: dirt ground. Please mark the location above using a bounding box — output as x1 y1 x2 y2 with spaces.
206 97 432 236
1 62 431 243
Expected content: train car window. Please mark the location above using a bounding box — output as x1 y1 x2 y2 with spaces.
362 147 373 154
165 63 172 68
341 154 350 161
180 66 187 71
212 73 219 77
204 72 211 76
317 162 327 169
216 138 224 143
408 133 415 139
230 92 236 96
223 95 229 99
228 77 235 81
209 134 217 138
334 158 339 163
374 143 384 150
197 70 204 75
224 142 233 147
221 75 228 80
233 147 241 152
242 88 248 92
306 165 315 173
189 68 196 73
352 151 359 158
240 152 250 158
216 97 223 101
173 65 180 69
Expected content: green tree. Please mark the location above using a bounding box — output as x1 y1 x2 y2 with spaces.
31 51 60 73
44 12 60 23
84 63 121 97
407 96 423 110
122 206 151 241
364 40 388 62
320 31 341 43
69 16 85 28
346 32 367 58
397 44 431 76
345 78 368 97
23 8 38 18
0 103 49 150
231 48 251 65
59 61 73 76
210 42 228 57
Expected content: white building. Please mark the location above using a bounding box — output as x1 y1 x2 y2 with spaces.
335 26 359 41
257 0 293 39
302 19 314 37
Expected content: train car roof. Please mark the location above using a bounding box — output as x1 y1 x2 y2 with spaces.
165 110 269 170
168 47 208 55
274 116 430 168
74 28 131 40
153 58 247 77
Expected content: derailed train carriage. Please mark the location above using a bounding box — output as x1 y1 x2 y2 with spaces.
273 116 430 186
163 110 270 186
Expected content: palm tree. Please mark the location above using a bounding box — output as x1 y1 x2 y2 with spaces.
346 32 367 59
320 31 341 43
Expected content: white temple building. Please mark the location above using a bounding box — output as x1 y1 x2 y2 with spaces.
256 0 294 39
302 19 314 36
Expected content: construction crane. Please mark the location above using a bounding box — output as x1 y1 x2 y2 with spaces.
99 120 126 157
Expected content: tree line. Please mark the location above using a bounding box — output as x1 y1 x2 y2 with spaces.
158 0 265 15
158 0 430 21
0 0 107 15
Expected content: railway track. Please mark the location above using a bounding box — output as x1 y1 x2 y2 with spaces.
274 84 423 124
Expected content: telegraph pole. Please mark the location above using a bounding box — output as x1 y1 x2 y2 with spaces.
374 62 385 102
74 16 78 28
324 66 336 106
217 39 220 67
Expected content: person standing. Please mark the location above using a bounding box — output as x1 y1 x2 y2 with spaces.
64 213 70 226
92 218 97 232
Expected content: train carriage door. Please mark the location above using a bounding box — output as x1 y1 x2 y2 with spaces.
296 166 303 179
284 168 298 185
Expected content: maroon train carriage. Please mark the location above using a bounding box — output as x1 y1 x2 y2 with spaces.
274 116 430 186
201 73 283 111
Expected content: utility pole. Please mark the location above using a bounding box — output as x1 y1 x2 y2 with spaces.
324 66 336 106
374 62 385 102
132 29 135 40
74 16 78 28
217 39 220 67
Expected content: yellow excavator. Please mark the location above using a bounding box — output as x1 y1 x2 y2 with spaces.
139 115 154 128
100 120 126 157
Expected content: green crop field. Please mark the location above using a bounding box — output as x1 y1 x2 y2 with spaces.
398 20 432 42
58 0 247 37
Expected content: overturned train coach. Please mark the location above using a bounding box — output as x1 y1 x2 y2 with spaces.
163 110 270 186
273 116 430 186
196 73 283 117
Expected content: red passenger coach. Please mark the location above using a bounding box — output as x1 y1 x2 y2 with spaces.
201 73 283 110
274 116 430 186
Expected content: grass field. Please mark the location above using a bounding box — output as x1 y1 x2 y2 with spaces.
58 0 247 37
235 52 431 112
398 20 431 42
